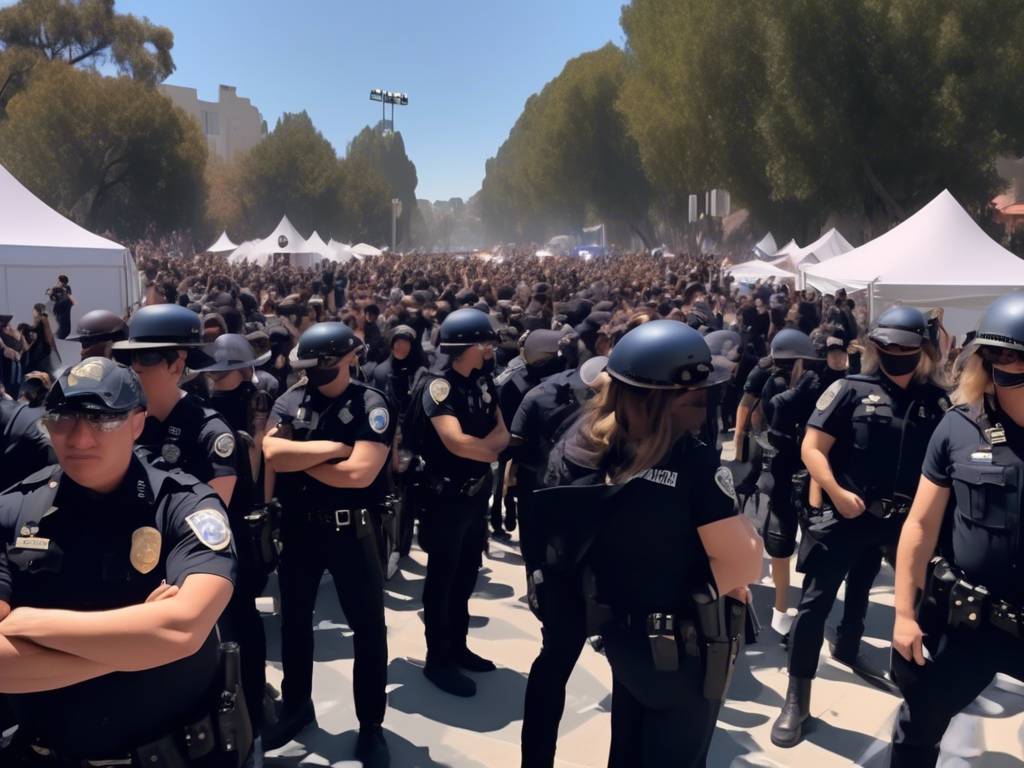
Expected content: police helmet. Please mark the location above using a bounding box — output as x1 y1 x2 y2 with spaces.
972 291 1024 353
44 357 145 413
606 319 731 390
704 330 743 361
66 310 128 344
196 333 271 373
868 305 928 348
288 322 364 369
770 328 819 361
114 304 205 349
438 308 498 348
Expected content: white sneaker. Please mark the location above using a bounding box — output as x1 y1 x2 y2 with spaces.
771 608 794 636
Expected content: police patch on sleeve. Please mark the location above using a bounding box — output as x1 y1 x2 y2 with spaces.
714 466 737 502
369 406 390 434
816 380 843 412
185 508 232 551
213 432 236 458
429 378 451 404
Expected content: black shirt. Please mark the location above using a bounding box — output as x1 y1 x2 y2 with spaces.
0 400 54 492
138 393 238 485
421 368 500 481
0 454 235 757
511 368 589 483
268 379 395 511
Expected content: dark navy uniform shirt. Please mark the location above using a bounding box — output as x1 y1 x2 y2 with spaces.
268 379 395 511
0 453 235 757
511 368 589 485
138 392 238 485
421 368 500 481
743 361 772 398
0 400 54 492
922 399 1024 602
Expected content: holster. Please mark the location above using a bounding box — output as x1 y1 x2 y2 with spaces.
243 500 279 575
216 641 253 767
692 589 746 702
791 469 810 523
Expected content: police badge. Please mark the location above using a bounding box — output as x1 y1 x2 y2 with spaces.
162 443 181 464
130 526 162 574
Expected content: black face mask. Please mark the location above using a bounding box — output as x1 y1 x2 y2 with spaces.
878 349 921 377
209 382 254 433
480 357 496 376
993 366 1024 389
307 366 340 387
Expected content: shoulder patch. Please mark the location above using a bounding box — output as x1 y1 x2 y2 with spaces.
714 466 737 502
185 508 231 551
213 432 236 458
816 380 844 412
369 406 390 434
429 378 451 404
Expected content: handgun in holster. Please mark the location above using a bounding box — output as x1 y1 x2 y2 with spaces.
791 469 810 525
948 576 989 630
646 613 680 672
216 641 253 766
244 500 280 575
692 588 747 702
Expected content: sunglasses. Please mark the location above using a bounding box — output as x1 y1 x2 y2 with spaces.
980 346 1024 366
315 355 345 370
876 342 919 354
43 410 132 434
131 349 179 367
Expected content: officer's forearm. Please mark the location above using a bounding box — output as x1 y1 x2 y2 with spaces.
441 433 498 463
263 436 348 472
485 420 510 454
801 445 841 499
0 635 115 693
894 478 948 621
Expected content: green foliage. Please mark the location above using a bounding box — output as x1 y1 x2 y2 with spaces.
346 125 419 246
619 0 1024 235
480 44 651 244
0 62 206 237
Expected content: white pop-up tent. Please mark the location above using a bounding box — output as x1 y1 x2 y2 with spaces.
352 243 383 258
773 239 800 258
249 216 325 268
326 239 359 264
803 190 1024 338
752 232 778 259
303 231 330 258
773 228 854 283
206 231 238 254
227 240 263 265
726 260 797 282
0 162 140 355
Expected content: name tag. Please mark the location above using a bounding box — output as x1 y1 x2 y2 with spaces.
969 451 993 464
15 536 50 551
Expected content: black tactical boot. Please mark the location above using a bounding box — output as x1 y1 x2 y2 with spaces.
263 699 316 750
770 676 811 748
355 725 390 768
456 647 497 672
423 661 477 697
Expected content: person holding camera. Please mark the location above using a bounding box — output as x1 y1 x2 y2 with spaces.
48 275 75 340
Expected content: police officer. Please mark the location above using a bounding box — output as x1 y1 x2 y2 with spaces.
195 334 275 746
771 305 949 748
0 390 55 492
0 357 246 766
66 309 128 360
536 320 763 767
757 329 820 637
261 322 392 766
418 308 509 698
889 291 1024 767
113 304 238 511
515 354 607 768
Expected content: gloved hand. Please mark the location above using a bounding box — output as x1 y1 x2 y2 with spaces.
794 368 820 395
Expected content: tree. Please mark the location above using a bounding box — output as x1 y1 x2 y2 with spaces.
0 63 206 237
619 0 1024 238
346 126 419 247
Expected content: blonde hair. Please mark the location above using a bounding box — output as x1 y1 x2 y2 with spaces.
951 352 990 406
576 379 684 483
861 339 948 389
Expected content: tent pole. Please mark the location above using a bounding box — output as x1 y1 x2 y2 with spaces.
868 278 878 324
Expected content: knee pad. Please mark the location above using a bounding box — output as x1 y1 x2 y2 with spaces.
763 502 798 558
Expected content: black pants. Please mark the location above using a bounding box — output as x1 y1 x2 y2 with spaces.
890 624 1023 767
788 514 896 678
762 453 799 559
421 484 488 663
603 623 720 768
218 566 268 732
490 457 509 531
521 570 587 768
278 520 387 727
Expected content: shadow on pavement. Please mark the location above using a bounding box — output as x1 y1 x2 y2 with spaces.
386 657 528 732
265 726 456 767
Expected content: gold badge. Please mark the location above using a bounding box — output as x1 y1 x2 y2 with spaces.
67 360 105 387
429 378 451 404
130 526 162 574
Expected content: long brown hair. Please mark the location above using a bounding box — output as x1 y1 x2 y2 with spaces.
575 378 687 483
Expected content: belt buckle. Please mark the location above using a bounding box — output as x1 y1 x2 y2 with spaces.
647 612 674 635
334 509 352 528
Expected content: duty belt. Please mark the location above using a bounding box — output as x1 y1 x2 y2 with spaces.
865 496 912 520
928 557 1023 639
426 473 490 497
303 507 370 531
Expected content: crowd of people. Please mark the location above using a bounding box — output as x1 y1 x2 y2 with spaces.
0 240 1019 768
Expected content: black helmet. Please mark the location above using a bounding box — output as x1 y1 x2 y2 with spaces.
196 334 271 373
67 310 128 344
438 308 498 348
770 328 819 361
112 304 214 368
606 319 731 390
704 330 743 361
869 305 928 348
288 322 364 369
44 357 145 413
973 291 1024 353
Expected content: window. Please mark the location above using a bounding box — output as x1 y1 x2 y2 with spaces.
202 110 220 136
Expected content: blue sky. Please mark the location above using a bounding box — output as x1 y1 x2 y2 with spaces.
113 0 626 202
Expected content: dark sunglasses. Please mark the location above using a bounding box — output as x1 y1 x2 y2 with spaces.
43 410 132 434
980 346 1024 366
315 355 344 370
876 342 919 354
131 349 180 367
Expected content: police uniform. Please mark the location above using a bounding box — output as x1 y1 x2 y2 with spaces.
419 365 499 678
0 454 238 763
139 394 238 483
889 397 1024 766
0 399 55 492
267 378 393 737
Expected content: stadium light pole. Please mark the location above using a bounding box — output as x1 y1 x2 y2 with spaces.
369 89 409 134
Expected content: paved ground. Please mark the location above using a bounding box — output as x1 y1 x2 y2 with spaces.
263 444 1024 767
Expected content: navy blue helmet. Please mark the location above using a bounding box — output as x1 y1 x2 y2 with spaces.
606 320 731 390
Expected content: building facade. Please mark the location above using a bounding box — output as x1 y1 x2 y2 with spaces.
159 84 266 160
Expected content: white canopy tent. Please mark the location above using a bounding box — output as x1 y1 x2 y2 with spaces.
227 240 263 265
752 232 778 259
726 260 797 282
0 163 140 361
803 190 1024 338
352 243 383 258
303 231 330 258
773 239 800 258
325 240 359 264
206 231 238 253
773 228 854 284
